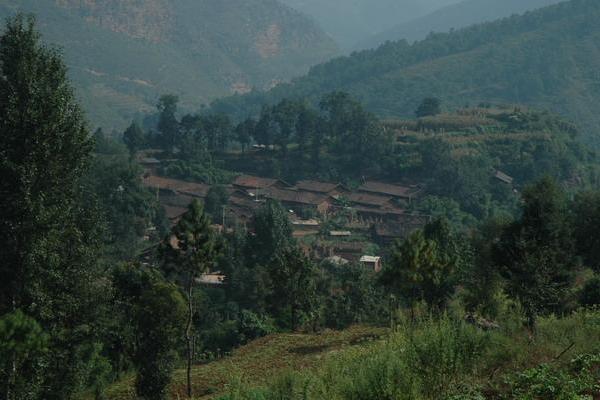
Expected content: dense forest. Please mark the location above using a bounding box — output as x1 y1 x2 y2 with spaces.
1 6 600 400
212 0 600 147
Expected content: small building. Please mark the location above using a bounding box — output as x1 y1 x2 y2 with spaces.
143 175 211 199
259 188 332 215
358 181 421 202
345 192 394 209
360 255 382 272
233 175 289 191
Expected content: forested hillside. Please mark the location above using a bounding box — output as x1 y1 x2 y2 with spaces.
360 0 564 49
212 0 600 146
278 0 460 49
0 0 337 130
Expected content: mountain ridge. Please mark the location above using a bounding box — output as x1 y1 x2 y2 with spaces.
0 0 338 131
211 0 600 146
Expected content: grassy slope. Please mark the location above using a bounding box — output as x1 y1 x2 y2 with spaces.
105 326 387 399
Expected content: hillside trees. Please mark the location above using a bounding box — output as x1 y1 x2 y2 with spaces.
493 177 576 329
133 278 186 400
379 217 464 319
123 121 146 154
0 15 109 398
157 94 180 151
416 97 442 118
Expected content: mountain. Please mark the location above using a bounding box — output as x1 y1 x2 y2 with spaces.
0 0 338 130
359 0 565 50
211 0 600 146
278 0 461 50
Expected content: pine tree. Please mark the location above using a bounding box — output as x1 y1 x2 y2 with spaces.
160 200 219 398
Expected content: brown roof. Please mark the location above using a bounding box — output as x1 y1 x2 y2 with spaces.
144 175 210 198
359 181 419 199
233 175 287 189
254 188 331 207
346 192 394 208
266 188 329 206
295 180 341 194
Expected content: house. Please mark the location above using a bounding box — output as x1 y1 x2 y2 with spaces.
360 255 382 272
295 180 348 196
233 175 289 191
494 170 514 185
345 192 394 209
143 175 211 199
256 187 332 215
358 181 421 202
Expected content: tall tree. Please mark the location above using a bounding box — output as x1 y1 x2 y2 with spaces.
0 15 107 399
123 121 145 155
157 94 180 151
160 200 219 398
133 275 186 400
493 177 575 330
268 247 318 330
248 200 294 266
416 97 442 118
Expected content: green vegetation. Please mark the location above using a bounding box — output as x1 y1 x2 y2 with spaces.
213 0 600 147
216 311 600 400
0 0 338 131
3 12 600 400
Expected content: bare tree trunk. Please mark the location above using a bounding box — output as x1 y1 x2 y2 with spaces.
186 277 194 398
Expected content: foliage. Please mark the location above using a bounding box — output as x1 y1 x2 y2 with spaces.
381 219 461 312
0 310 48 399
212 0 600 146
134 279 187 400
0 14 109 399
416 97 442 118
493 177 576 328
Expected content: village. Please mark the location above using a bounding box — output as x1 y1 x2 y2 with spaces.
139 155 431 278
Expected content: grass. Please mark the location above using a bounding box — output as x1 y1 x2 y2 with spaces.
215 310 600 400
104 325 388 399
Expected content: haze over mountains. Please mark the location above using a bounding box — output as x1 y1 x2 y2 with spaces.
360 0 566 49
212 0 600 146
0 0 337 130
278 0 461 50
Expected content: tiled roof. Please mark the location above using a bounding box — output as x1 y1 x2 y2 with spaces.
233 175 285 189
254 188 331 206
295 180 341 194
359 181 418 199
347 192 394 208
143 175 210 198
